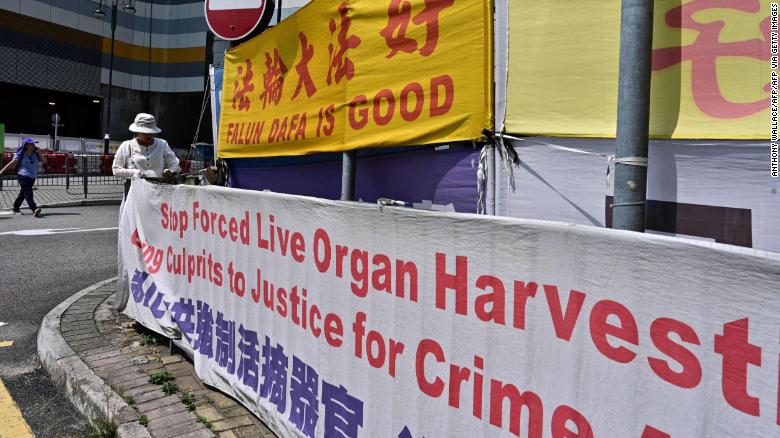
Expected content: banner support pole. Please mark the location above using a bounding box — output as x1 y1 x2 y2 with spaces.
340 150 356 201
613 0 652 232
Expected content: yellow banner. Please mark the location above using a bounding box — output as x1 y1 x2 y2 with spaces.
505 0 770 139
218 0 493 158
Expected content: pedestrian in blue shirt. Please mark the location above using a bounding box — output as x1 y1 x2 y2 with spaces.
0 137 47 217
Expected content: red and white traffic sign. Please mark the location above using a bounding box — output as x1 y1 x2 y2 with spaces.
205 0 273 41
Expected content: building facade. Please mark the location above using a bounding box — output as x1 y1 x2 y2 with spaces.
0 0 211 149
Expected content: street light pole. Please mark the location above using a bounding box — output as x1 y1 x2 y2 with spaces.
104 0 118 155
96 0 135 155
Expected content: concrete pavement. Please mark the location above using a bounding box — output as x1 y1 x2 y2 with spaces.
0 205 120 437
39 278 277 438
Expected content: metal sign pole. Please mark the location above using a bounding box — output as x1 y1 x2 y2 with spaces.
340 150 356 201
83 152 88 199
613 0 653 231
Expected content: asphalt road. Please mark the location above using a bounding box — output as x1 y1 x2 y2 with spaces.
0 205 119 437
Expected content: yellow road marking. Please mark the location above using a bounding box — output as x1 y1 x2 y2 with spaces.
0 377 34 437
0 341 13 348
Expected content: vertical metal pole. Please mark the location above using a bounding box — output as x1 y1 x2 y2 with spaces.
147 0 153 97
277 0 282 24
65 152 70 191
613 0 653 232
83 153 88 199
340 150 356 201
104 1 118 155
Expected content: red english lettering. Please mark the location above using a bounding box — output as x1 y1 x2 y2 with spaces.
395 259 418 302
291 232 305 263
349 95 369 130
543 285 585 341
313 228 331 273
324 313 343 347
714 318 761 417
589 300 638 363
430 74 454 117
641 425 671 438
648 317 702 389
160 203 169 229
226 123 235 143
400 82 424 121
323 104 335 136
435 253 468 315
448 364 470 409
551 405 593 438
513 281 537 330
475 275 506 325
489 380 543 438
373 88 395 126
350 249 369 297
416 339 445 397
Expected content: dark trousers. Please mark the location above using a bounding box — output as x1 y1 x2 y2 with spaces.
13 175 37 211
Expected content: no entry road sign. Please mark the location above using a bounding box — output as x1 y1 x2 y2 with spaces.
205 0 274 41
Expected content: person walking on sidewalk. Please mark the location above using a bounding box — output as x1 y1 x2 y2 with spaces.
0 137 46 217
112 113 180 197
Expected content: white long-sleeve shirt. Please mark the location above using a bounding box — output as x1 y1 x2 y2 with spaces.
112 138 181 178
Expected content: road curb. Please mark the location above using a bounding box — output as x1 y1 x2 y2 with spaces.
37 277 152 438
40 199 122 208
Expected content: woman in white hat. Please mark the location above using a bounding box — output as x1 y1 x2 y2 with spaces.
112 113 180 181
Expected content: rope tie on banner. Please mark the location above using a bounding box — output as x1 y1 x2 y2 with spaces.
502 134 612 158
606 156 648 190
500 134 653 190
477 144 491 214
610 200 646 208
483 130 519 191
612 156 648 167
607 156 649 208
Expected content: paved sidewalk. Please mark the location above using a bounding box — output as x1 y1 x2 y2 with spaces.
39 279 276 438
0 182 123 210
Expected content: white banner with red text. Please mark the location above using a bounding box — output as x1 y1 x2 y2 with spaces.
118 179 780 438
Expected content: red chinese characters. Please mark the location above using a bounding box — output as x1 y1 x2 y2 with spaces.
327 2 361 86
379 0 454 58
232 60 255 112
260 49 288 109
652 0 770 119
292 32 317 100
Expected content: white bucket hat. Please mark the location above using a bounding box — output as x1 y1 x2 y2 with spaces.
129 113 162 134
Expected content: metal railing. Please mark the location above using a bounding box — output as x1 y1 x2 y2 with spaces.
1 138 205 198
1 151 123 198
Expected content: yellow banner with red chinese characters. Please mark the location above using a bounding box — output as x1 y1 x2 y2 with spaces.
505 0 770 139
218 0 493 158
